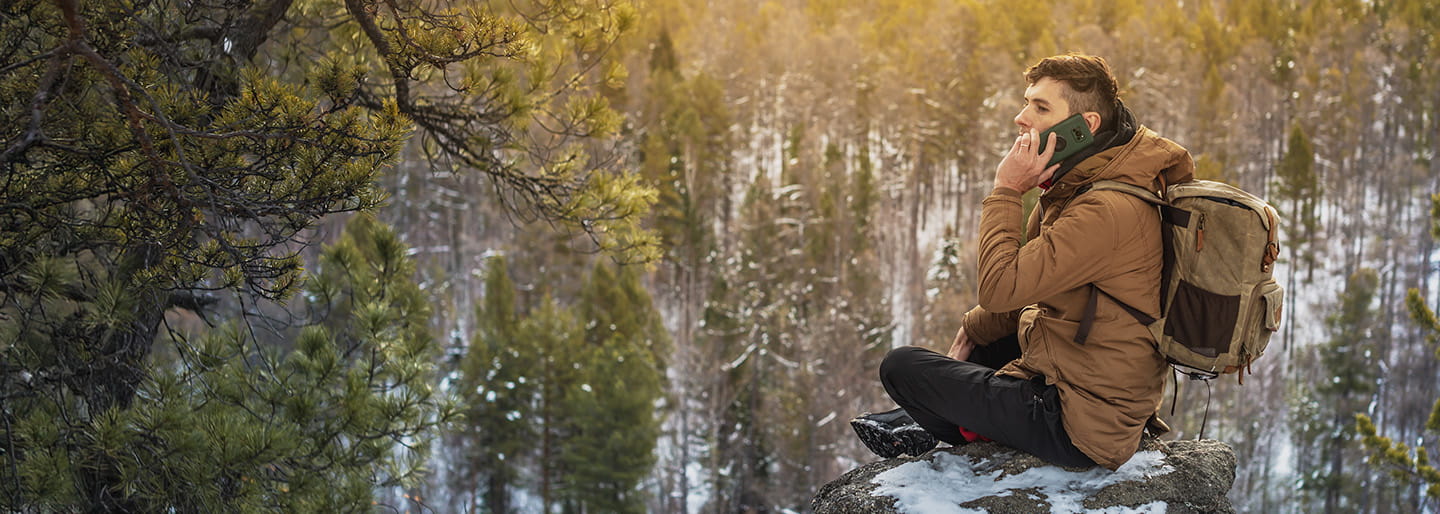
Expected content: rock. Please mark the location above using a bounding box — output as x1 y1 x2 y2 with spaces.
813 439 1236 513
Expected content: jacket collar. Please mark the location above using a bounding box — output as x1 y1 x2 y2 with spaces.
1047 100 1138 188
1041 102 1197 202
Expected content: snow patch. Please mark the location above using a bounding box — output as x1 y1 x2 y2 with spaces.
871 450 1172 514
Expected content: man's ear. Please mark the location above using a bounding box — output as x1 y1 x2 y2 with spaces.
1083 112 1102 133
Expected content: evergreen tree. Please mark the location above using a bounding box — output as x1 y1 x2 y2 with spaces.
577 262 670 360
787 139 893 501
693 124 892 509
1273 122 1320 357
521 295 583 514
0 0 654 510
556 340 663 514
2 214 453 511
1358 193 1440 501
630 27 738 509
558 261 669 513
454 256 535 514
1295 268 1381 512
701 173 787 512
919 230 975 354
1275 122 1321 281
450 257 669 514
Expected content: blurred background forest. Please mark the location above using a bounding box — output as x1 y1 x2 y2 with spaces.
2 0 1439 512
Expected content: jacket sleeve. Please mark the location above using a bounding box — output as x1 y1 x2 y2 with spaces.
975 187 1130 313
961 304 1021 345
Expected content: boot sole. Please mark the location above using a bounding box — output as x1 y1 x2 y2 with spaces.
851 418 905 459
892 425 939 456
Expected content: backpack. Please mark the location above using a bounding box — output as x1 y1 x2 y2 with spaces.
1078 179 1284 383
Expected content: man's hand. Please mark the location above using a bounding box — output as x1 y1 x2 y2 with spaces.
994 128 1061 192
947 326 974 361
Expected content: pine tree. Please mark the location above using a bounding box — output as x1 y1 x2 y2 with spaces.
1275 122 1321 281
692 267 750 512
1273 122 1321 357
520 294 583 514
448 257 670 514
558 261 669 513
454 256 535 514
0 0 654 510
700 173 787 511
1294 268 1381 512
2 214 453 511
1358 193 1440 500
630 28 741 508
692 123 893 509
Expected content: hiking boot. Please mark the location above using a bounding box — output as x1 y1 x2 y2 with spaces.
850 408 937 458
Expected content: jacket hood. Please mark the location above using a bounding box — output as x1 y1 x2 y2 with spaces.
1045 103 1195 198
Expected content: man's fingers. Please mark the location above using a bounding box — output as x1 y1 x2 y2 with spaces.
1039 131 1058 159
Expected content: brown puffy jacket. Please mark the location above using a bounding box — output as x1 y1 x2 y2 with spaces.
962 126 1195 470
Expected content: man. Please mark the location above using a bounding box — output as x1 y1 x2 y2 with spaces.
851 53 1193 470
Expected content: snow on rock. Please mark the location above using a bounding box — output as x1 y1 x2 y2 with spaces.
872 450 1171 513
812 439 1236 514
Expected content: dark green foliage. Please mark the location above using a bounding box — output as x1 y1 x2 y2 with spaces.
454 256 535 513
0 1 411 509
1320 270 1380 399
557 341 664 513
523 295 585 513
451 259 668 513
638 40 732 260
1357 193 1440 500
1 0 653 510
1275 123 1321 279
559 261 670 513
3 215 453 511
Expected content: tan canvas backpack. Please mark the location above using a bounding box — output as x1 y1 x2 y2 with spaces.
1078 179 1284 382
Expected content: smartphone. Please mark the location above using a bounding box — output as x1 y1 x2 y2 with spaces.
1036 113 1095 166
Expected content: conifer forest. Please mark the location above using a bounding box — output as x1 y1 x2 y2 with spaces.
2 0 1439 512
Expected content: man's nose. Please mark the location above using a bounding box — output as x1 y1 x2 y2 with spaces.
1013 110 1028 128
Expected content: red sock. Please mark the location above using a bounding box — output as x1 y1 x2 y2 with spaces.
958 426 992 443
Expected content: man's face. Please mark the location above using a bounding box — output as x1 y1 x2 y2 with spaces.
1013 77 1072 134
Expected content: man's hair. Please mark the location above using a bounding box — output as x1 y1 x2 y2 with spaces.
1024 54 1120 132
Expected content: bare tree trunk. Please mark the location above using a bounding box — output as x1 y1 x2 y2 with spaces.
906 140 924 347
1324 427 1342 514
541 362 553 514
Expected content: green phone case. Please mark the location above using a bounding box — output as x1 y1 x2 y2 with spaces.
1037 113 1095 166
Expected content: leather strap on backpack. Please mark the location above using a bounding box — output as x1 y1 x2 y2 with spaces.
1262 208 1279 273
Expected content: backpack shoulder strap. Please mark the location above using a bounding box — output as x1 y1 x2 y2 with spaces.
1071 180 1171 345
1081 179 1192 227
1084 180 1165 204
1074 285 1158 344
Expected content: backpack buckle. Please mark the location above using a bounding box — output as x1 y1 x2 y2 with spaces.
1262 241 1279 273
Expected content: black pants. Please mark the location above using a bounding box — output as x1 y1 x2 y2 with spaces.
879 335 1096 468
